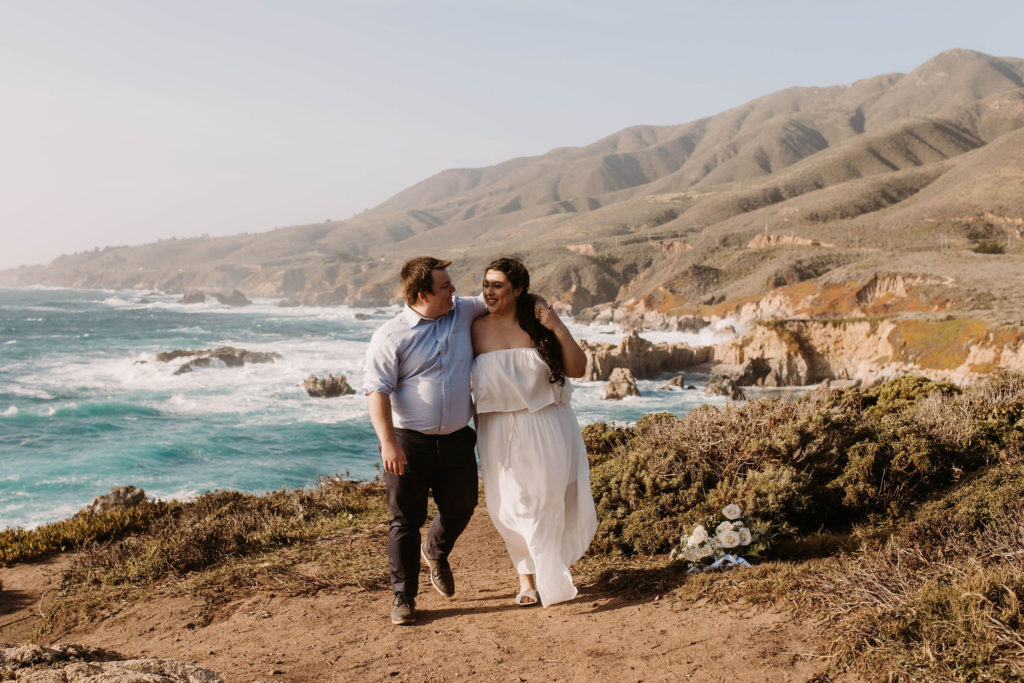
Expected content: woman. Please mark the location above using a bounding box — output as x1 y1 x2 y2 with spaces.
470 257 598 607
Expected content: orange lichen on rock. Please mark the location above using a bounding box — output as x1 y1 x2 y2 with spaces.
888 319 992 370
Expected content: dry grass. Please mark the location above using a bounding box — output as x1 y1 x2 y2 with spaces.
37 477 389 633
11 373 1024 678
578 373 1024 680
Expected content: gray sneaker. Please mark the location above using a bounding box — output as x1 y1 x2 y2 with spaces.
391 592 416 625
421 543 455 597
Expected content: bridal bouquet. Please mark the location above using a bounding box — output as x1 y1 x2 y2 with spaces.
669 504 768 572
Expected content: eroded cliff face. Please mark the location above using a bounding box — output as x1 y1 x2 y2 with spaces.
713 318 1024 386
579 331 714 381
726 273 956 323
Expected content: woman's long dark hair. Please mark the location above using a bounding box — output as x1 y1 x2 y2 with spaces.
485 256 566 385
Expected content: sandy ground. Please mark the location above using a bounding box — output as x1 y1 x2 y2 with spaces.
1 509 826 682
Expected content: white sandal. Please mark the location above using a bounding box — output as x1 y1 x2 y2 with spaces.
514 588 540 606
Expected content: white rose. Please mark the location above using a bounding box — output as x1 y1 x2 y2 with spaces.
696 544 714 559
687 525 709 547
719 530 741 548
722 504 742 520
738 527 752 545
716 521 734 535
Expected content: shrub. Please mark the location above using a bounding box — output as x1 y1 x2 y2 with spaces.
0 502 174 567
972 240 1006 254
900 463 1024 549
588 373 1024 555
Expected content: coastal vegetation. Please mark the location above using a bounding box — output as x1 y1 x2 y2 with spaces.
3 373 1022 678
581 371 1024 679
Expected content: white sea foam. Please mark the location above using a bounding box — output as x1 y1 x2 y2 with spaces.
2 406 18 416
4 340 16 345
6 386 56 400
151 487 203 505
567 316 743 347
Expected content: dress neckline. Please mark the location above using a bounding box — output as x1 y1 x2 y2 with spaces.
474 346 539 358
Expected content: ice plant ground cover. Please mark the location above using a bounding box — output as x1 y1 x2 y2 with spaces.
669 504 768 571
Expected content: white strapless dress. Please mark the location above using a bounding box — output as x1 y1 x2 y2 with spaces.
471 347 598 607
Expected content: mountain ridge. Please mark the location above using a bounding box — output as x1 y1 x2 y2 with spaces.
4 49 1023 340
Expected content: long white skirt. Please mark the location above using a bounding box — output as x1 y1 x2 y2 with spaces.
476 402 598 607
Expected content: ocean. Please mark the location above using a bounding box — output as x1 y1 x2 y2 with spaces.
0 287 734 531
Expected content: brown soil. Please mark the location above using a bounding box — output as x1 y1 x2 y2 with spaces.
1 509 826 682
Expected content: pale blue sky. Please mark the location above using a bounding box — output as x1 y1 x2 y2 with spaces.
1 0 1021 269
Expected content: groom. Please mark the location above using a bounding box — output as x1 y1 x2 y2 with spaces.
363 256 487 625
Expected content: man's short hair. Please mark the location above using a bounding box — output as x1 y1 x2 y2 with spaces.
401 256 452 306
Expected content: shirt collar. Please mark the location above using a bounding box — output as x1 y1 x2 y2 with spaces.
401 303 453 327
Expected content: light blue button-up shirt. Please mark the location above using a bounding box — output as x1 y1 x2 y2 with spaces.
362 296 487 435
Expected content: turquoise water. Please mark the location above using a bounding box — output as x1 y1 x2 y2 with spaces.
0 287 728 530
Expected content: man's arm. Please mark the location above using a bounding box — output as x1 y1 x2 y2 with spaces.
367 392 407 475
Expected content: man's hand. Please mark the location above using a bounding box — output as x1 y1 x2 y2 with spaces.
368 392 407 475
380 438 408 475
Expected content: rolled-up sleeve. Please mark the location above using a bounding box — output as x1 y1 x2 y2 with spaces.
362 327 398 395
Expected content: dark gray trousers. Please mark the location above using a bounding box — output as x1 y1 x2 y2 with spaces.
382 425 478 599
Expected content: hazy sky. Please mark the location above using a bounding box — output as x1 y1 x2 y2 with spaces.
2 0 1022 269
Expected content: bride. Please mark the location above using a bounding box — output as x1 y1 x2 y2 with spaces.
470 256 598 607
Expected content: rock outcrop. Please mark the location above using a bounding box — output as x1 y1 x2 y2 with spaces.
604 367 641 400
303 373 356 398
82 486 145 515
0 642 222 682
580 331 713 381
710 317 1024 387
179 291 206 304
154 347 282 375
705 374 746 400
660 374 688 390
214 289 252 307
177 290 252 306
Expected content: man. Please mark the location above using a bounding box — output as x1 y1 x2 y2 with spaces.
363 256 487 625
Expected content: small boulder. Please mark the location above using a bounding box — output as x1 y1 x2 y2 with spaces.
214 289 252 307
179 291 206 304
83 485 145 515
0 643 222 682
604 367 641 400
304 373 356 398
660 374 686 390
706 374 746 401
157 346 282 374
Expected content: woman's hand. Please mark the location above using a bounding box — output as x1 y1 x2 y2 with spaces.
534 297 565 332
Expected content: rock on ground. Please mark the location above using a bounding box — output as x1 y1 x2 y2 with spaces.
82 486 145 515
0 643 222 682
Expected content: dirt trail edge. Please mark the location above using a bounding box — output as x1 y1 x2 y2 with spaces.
1 509 826 682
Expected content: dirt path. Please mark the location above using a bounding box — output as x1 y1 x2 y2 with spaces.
1 510 825 682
